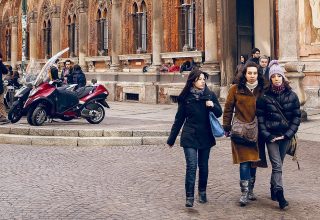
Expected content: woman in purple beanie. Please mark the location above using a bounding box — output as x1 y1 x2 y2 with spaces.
256 60 301 210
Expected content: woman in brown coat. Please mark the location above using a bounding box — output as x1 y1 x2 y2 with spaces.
223 61 267 206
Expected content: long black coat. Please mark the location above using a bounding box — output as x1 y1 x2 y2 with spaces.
256 88 301 142
167 87 222 149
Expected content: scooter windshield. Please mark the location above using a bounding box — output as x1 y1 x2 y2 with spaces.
33 47 70 87
20 59 42 87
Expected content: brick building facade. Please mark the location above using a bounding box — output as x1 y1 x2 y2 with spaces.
0 0 319 107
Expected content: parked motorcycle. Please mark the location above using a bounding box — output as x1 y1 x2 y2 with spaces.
21 48 109 126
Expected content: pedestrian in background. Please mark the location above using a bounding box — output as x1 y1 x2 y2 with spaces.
61 60 73 84
72 64 86 88
258 55 270 81
0 53 9 124
223 61 267 206
167 69 222 208
256 60 301 209
248 48 261 65
233 54 247 84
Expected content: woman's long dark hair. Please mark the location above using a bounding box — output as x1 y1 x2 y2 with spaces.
238 61 264 90
178 69 209 102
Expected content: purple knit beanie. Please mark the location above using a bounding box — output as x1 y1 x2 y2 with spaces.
268 60 287 81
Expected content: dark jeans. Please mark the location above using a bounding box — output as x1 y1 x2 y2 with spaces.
266 139 289 192
239 162 257 180
183 147 211 198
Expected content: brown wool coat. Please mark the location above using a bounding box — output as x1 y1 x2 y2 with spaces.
223 84 267 167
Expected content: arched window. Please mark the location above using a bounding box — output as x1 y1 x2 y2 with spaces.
68 15 78 57
178 0 196 51
132 1 148 53
5 27 11 61
43 20 52 59
97 8 108 56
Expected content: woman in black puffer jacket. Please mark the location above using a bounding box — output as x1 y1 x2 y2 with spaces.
256 60 301 210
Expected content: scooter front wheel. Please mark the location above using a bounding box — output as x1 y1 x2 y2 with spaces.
8 102 23 123
31 106 47 126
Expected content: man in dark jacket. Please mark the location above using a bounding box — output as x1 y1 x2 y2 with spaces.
258 55 270 81
60 60 73 84
72 64 86 88
248 48 260 65
0 53 9 123
50 59 60 81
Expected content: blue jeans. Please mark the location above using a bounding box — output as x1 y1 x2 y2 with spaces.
239 162 257 180
266 139 289 192
183 147 211 198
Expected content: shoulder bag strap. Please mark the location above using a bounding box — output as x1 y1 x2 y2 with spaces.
264 95 289 124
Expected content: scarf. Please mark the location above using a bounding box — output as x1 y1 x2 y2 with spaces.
246 81 258 92
190 87 205 99
271 83 285 95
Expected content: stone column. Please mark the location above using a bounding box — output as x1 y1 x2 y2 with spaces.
149 0 163 72
28 11 38 61
9 16 18 70
278 0 299 62
203 0 218 70
110 0 122 71
78 1 88 71
50 5 61 56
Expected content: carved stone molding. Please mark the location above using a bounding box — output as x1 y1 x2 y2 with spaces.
28 11 38 23
50 5 61 18
9 16 18 27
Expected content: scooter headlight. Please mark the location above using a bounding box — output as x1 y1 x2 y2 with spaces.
29 88 39 97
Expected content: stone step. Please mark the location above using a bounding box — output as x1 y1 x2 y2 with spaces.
0 133 170 147
0 126 170 138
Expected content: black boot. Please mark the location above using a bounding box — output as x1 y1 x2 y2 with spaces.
185 197 194 207
198 191 207 203
276 190 289 209
270 184 277 201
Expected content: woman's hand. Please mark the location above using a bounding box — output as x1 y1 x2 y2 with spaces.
270 136 284 143
206 100 214 107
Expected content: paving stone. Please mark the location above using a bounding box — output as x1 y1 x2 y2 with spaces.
53 129 79 137
103 130 133 137
10 127 30 135
0 126 11 134
142 136 167 145
31 136 77 147
78 130 104 137
0 134 31 145
133 130 169 137
77 137 142 147
29 128 54 136
0 140 318 219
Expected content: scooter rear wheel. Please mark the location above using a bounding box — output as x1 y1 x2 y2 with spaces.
85 103 105 124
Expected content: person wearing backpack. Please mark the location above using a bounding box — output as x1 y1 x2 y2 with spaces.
256 60 301 209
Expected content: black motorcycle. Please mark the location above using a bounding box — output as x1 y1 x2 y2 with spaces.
8 85 32 123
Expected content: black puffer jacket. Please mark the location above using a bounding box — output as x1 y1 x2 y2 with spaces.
167 86 222 149
256 88 301 142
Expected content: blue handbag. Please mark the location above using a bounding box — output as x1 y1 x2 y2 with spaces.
209 111 224 137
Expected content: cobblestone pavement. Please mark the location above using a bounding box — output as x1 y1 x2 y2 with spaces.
0 140 319 220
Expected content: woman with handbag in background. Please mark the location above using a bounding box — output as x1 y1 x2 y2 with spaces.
256 60 301 209
167 69 222 208
223 61 267 206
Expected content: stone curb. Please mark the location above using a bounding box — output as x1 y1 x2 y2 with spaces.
0 127 169 137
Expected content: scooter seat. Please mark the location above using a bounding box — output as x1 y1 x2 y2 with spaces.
75 86 94 99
